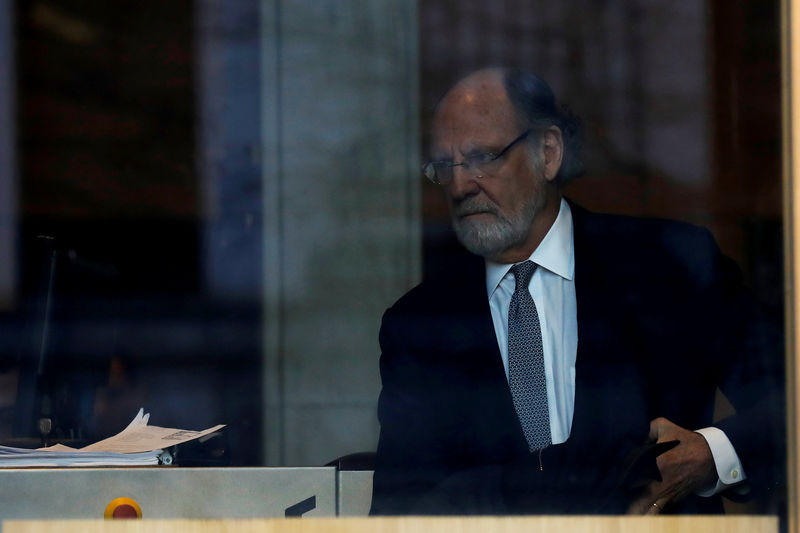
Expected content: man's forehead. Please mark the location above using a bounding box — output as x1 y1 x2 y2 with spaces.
432 71 518 145
431 86 517 153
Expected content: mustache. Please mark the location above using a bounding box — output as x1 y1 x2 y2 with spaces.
451 197 500 218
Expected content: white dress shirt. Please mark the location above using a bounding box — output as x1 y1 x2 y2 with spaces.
485 198 744 494
486 198 577 445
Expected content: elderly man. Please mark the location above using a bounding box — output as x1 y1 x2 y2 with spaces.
370 67 782 515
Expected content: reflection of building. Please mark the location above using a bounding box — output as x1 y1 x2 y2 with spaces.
0 0 782 473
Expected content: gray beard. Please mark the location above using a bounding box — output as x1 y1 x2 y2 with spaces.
450 193 544 259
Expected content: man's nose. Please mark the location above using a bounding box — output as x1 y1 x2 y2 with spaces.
447 164 480 200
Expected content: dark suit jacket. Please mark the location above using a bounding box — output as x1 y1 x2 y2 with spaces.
370 203 784 515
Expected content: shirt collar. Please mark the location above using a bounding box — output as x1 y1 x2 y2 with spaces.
485 198 575 298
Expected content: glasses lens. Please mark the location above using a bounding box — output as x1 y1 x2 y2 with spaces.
423 162 452 185
470 153 499 174
422 162 437 183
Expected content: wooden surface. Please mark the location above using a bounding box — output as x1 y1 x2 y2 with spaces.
784 1 799 533
2 516 779 533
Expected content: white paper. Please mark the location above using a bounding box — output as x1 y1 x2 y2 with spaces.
0 409 225 468
80 409 225 453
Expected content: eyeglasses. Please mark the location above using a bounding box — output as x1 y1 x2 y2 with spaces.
422 129 532 185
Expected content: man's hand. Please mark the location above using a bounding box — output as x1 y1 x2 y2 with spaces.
627 417 717 514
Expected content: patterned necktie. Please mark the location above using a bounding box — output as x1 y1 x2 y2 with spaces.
508 260 551 452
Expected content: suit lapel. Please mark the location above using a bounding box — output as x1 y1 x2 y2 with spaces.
444 253 531 460
568 201 651 449
570 201 598 442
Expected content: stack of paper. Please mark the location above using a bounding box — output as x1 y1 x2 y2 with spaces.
0 409 225 467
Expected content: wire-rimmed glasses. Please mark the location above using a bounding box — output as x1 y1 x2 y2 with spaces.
422 129 532 185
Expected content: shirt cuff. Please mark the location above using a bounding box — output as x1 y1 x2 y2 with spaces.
694 426 747 497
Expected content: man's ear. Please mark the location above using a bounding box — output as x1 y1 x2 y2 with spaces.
542 126 563 182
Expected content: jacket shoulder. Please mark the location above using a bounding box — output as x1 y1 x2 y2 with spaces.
570 203 727 287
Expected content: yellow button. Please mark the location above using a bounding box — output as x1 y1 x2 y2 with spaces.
104 497 142 519
731 470 739 479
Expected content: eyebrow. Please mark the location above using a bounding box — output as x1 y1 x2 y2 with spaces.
430 142 501 162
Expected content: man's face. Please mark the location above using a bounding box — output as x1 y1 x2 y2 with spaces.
431 79 550 261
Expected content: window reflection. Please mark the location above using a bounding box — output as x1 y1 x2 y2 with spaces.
0 0 786 520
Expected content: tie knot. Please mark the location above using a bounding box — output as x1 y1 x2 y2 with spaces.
510 260 536 291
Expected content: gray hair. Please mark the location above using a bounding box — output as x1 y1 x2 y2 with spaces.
503 68 584 185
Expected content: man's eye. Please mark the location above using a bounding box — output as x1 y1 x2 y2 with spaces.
469 153 498 165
